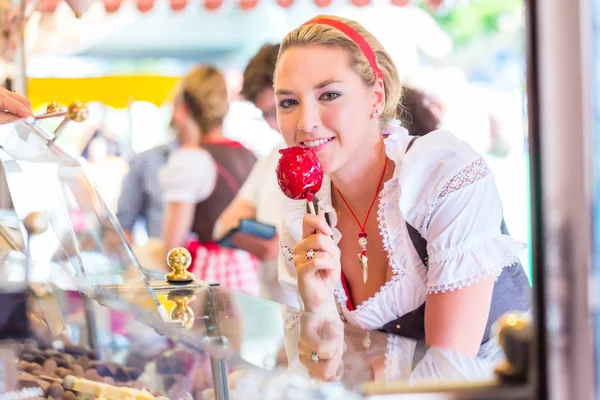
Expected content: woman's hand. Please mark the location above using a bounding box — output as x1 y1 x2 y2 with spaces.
0 87 32 124
293 213 340 313
298 311 344 381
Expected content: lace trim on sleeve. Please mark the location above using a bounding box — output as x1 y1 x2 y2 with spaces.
280 242 294 262
427 257 523 295
438 158 491 198
284 311 302 333
421 157 492 231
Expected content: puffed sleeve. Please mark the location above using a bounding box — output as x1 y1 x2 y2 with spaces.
158 148 218 204
398 130 526 294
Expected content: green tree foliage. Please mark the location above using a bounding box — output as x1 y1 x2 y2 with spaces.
419 0 523 46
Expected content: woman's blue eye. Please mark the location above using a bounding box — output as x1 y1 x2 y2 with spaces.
279 99 297 109
320 92 341 101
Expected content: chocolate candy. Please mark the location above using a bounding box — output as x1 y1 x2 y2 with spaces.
43 359 58 374
62 390 77 400
124 366 143 380
103 376 115 385
46 382 64 398
70 364 84 377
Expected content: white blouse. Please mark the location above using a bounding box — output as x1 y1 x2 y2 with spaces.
277 124 526 331
157 148 217 204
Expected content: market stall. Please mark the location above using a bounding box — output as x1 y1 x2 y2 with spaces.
0 105 533 399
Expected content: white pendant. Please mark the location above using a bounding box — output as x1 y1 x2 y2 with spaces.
358 253 368 283
358 236 368 248
363 331 372 349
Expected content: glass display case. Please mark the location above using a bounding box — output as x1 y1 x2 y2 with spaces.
0 106 534 400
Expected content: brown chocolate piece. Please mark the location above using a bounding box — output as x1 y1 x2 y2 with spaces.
28 362 42 373
95 362 118 378
46 382 64 398
123 366 142 381
62 390 77 400
19 343 36 356
18 374 51 394
75 355 90 369
103 376 115 385
43 359 58 374
17 372 40 389
38 379 51 393
70 364 84 377
20 353 37 363
115 365 130 383
85 368 99 381
44 349 61 358
24 364 39 374
55 355 71 369
63 354 75 365
56 367 70 378
34 355 47 365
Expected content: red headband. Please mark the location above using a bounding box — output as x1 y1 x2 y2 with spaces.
302 17 383 81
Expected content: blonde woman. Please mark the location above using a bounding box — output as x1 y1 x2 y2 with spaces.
275 16 531 380
159 66 259 295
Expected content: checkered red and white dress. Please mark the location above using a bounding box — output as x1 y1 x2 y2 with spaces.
187 240 259 296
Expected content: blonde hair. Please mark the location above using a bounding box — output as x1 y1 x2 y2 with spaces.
180 65 229 134
278 15 401 127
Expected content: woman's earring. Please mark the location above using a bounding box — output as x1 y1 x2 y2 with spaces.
371 111 379 118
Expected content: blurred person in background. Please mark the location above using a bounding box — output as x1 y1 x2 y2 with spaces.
115 132 176 244
84 133 129 212
159 65 259 295
215 43 292 304
397 86 442 137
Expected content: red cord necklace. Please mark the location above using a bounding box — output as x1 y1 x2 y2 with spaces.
335 157 388 283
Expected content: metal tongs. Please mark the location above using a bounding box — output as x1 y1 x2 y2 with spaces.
22 101 89 143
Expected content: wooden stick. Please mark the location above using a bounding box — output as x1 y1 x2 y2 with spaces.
307 199 317 215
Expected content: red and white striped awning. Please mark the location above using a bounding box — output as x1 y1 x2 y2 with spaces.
39 0 444 15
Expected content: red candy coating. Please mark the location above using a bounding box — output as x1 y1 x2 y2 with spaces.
276 146 324 201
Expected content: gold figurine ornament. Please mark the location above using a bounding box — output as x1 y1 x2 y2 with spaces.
167 289 196 329
165 247 195 283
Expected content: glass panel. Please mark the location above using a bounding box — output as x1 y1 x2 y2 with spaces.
0 117 167 324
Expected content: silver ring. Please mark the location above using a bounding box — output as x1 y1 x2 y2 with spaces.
306 249 315 261
310 351 320 363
